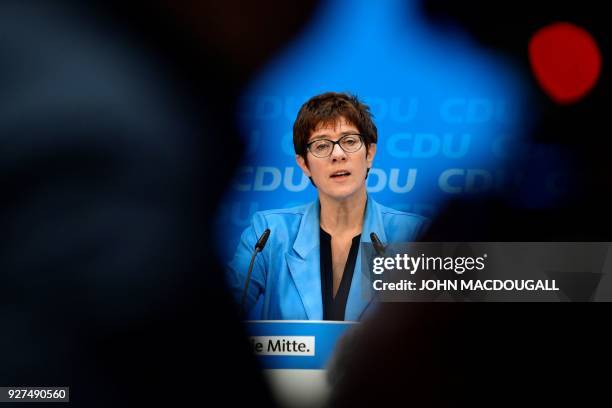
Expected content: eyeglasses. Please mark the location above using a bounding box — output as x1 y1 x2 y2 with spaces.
306 134 364 158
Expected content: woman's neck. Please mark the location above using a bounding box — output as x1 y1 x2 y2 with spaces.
319 189 367 236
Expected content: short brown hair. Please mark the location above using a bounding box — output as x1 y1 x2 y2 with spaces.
293 92 378 160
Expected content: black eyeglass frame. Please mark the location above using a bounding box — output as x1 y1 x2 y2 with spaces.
306 134 365 158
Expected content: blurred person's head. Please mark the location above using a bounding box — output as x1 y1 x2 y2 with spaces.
293 92 377 202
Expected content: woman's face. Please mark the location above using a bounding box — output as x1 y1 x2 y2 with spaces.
296 117 376 202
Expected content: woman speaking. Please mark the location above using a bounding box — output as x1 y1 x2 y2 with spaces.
227 92 428 321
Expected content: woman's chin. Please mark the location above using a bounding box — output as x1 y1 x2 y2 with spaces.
319 185 365 202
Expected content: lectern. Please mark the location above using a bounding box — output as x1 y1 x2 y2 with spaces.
244 320 357 407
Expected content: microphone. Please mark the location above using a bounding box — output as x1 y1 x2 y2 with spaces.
254 228 271 252
241 228 271 311
370 232 386 256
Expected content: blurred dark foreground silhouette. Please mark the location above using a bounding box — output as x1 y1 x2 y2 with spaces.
328 1 612 407
0 1 319 406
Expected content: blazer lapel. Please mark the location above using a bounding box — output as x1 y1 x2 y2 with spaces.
286 201 323 320
345 196 387 321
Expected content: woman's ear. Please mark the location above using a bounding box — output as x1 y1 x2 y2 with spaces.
296 154 311 177
366 143 377 168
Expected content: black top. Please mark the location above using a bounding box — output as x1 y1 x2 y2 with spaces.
319 227 362 321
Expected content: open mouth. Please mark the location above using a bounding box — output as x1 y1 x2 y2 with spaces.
330 170 351 179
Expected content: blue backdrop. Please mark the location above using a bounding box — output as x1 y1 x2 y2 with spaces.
216 0 533 261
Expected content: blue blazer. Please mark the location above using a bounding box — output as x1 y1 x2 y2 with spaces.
226 195 428 321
